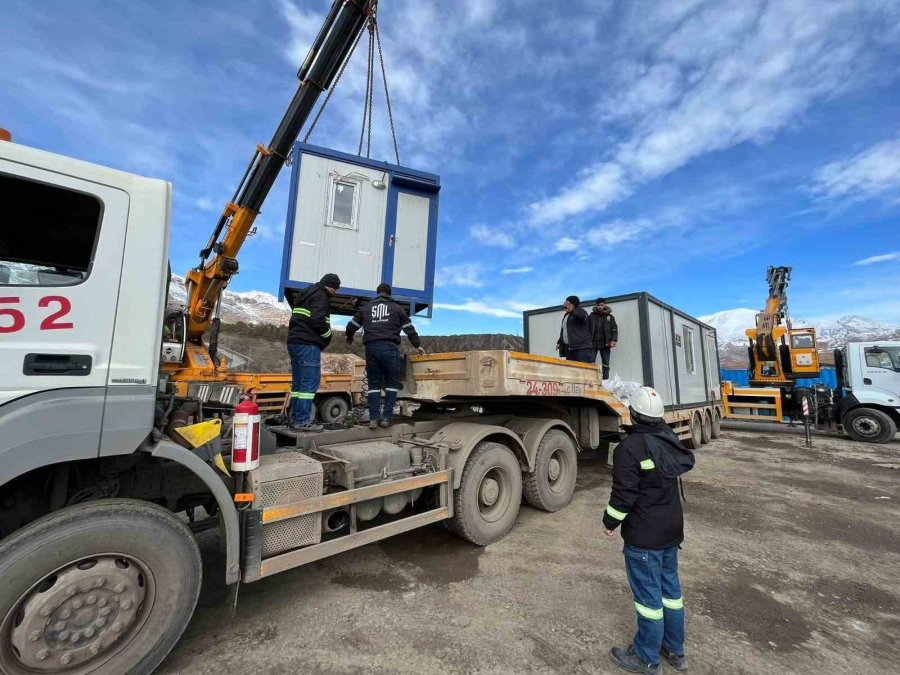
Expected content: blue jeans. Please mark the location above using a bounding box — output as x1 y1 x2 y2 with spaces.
365 341 401 422
288 343 321 425
566 347 594 363
623 544 685 666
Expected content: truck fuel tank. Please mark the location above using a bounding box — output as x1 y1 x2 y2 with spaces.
326 441 422 521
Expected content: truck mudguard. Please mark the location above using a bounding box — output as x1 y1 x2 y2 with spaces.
144 438 241 584
503 417 579 469
428 423 529 489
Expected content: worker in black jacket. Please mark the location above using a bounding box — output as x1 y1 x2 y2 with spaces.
556 295 593 363
346 283 425 429
285 273 340 432
590 297 619 379
603 387 694 675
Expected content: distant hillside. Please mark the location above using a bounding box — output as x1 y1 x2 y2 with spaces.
216 322 523 372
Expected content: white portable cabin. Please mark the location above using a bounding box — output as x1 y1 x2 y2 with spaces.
524 293 722 410
279 143 440 317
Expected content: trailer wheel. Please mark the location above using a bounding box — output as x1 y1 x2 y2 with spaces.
522 430 578 512
700 412 712 445
710 409 722 439
449 442 522 546
683 414 702 450
319 396 349 423
843 408 896 444
0 499 201 675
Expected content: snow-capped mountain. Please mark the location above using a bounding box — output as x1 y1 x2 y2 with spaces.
700 308 900 367
168 275 291 325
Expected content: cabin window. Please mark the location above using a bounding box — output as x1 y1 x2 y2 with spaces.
682 326 695 374
0 173 102 286
791 334 815 349
865 347 900 371
327 176 360 230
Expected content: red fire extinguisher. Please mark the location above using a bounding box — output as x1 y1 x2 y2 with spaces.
231 397 260 472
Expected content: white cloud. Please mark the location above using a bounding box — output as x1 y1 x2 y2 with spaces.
194 196 217 212
470 223 515 248
435 264 482 288
554 237 580 252
530 0 899 224
811 137 900 204
434 301 520 319
854 252 900 266
501 266 534 274
531 163 629 225
585 218 655 246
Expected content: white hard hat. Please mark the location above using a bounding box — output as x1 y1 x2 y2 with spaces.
630 386 665 418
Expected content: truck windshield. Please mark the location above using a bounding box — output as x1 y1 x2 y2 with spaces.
865 347 900 372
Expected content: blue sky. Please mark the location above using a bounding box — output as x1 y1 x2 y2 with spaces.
3 0 900 335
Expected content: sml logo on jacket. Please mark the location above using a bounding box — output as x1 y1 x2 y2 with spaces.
371 303 390 323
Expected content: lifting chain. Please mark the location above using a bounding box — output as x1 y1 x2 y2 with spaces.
374 17 400 165
300 1 400 166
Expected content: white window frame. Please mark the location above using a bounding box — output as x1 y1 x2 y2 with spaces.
326 173 362 231
682 326 695 374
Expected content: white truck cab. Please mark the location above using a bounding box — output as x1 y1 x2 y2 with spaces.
0 140 171 481
836 342 900 443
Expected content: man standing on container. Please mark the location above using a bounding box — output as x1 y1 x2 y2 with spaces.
285 273 340 433
556 295 593 363
603 387 694 675
590 297 619 379
346 283 425 429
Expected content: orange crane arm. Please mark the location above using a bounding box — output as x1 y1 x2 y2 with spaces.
182 0 372 344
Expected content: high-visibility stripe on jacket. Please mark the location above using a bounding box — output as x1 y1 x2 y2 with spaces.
602 423 686 550
287 284 333 348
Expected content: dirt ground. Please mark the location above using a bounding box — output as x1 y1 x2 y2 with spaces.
159 428 900 675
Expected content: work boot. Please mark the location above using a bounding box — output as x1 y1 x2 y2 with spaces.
367 420 379 430
292 422 324 434
660 647 688 672
609 645 660 675
379 419 391 428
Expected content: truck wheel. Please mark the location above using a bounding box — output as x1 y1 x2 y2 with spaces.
449 442 522 546
683 414 702 450
522 430 578 512
710 409 722 439
319 396 349 423
0 499 201 675
700 412 712 444
843 408 897 444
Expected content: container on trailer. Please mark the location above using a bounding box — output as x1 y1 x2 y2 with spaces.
279 142 440 317
523 292 722 411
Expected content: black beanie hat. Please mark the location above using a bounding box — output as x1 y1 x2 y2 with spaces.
566 295 580 307
320 273 341 290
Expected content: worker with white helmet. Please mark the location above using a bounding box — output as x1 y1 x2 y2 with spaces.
604 387 695 675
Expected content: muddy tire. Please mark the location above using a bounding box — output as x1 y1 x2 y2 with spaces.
523 430 578 512
710 409 722 439
319 396 349 423
449 442 522 546
0 499 201 675
683 414 703 450
843 408 896 444
700 411 712 445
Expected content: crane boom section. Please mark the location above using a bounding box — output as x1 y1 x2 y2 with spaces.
183 0 371 343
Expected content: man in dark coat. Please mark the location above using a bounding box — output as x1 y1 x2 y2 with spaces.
590 297 619 379
603 387 694 675
346 283 425 428
285 273 340 432
556 295 593 363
